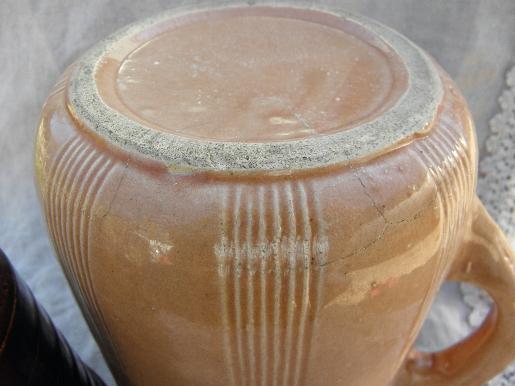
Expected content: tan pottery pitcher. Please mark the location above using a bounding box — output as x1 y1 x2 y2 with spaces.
34 2 515 386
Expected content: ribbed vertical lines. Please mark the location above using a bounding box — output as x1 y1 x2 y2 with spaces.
232 186 247 386
61 142 91 306
413 119 473 284
258 186 268 386
281 182 297 386
47 75 68 99
292 182 312 386
53 139 86 290
44 135 116 362
298 186 327 386
217 181 325 386
414 132 453 281
46 137 81 282
81 156 115 342
271 184 283 386
72 154 108 326
246 195 257 386
439 121 472 222
218 187 238 386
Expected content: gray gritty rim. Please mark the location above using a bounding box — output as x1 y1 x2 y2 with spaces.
68 0 443 172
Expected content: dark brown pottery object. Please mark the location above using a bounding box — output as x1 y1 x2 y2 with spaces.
0 248 106 386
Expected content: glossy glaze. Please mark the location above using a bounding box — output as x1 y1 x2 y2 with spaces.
112 14 406 142
0 248 106 386
35 3 515 386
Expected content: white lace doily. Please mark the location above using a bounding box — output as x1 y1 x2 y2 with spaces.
479 65 515 239
466 64 515 386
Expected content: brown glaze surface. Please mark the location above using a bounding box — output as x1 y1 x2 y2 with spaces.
392 199 515 385
35 4 515 386
111 14 406 142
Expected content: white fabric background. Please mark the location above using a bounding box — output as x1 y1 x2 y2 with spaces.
1 1 514 385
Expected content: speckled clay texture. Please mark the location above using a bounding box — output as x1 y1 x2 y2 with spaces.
67 1 442 171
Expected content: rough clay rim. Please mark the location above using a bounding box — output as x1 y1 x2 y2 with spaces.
68 0 443 172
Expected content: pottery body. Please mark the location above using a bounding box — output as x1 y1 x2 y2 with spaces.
35 3 515 386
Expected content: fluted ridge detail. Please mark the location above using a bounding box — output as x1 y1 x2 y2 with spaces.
216 181 328 386
43 136 115 349
413 119 473 279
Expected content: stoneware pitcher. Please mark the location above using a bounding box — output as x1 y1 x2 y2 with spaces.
34 2 515 385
